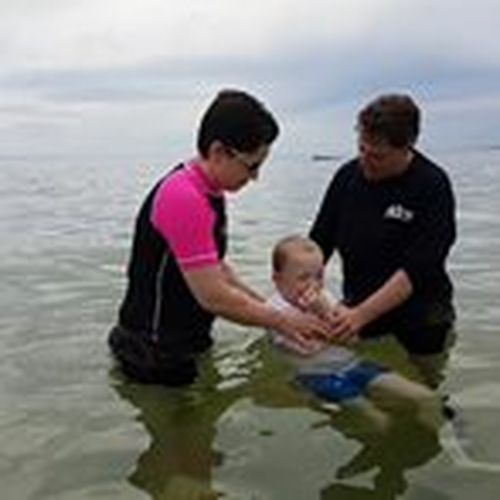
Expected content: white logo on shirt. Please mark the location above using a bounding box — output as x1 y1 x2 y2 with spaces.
384 204 414 222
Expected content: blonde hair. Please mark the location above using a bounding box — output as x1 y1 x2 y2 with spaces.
272 235 322 273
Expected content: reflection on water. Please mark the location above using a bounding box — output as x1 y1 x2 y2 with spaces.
111 338 447 500
111 369 226 499
1 149 500 499
321 419 443 500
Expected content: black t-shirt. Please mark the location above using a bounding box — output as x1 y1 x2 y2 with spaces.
309 150 456 332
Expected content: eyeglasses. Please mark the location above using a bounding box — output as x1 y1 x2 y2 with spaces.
226 147 262 173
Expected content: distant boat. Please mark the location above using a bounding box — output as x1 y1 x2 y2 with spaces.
311 154 340 162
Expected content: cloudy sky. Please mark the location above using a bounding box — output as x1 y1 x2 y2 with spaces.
1 0 499 160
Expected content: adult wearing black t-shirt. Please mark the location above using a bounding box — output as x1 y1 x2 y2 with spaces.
310 94 456 388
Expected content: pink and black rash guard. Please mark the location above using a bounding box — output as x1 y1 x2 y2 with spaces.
118 161 227 354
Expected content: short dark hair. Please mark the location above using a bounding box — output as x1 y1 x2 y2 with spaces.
357 94 421 148
197 89 280 158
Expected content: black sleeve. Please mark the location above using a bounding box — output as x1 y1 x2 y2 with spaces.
309 168 344 262
401 172 456 291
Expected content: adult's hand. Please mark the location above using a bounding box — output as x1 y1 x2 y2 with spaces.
325 269 413 345
277 308 331 353
326 303 365 345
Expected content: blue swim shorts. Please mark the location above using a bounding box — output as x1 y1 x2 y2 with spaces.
296 361 389 403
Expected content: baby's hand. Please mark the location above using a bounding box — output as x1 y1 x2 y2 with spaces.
293 281 323 312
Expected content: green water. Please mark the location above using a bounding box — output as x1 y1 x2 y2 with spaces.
1 149 499 499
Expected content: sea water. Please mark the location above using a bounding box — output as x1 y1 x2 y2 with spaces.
1 147 499 499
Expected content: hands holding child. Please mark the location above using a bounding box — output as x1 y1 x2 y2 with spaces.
292 281 366 346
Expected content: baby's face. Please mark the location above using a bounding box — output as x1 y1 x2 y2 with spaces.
274 250 324 307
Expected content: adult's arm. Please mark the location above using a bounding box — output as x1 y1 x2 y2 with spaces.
151 173 330 344
220 261 266 302
182 264 331 347
329 169 456 338
329 269 413 339
399 170 456 292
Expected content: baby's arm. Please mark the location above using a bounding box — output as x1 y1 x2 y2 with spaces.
310 289 337 319
297 284 336 319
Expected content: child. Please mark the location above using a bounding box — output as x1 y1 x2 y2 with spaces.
268 235 443 431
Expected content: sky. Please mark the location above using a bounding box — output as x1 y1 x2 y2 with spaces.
1 0 499 161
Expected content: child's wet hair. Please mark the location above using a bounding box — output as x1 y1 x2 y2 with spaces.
272 235 322 273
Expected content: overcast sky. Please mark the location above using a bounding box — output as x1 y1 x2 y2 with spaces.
1 0 499 160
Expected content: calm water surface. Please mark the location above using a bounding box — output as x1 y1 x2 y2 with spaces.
1 148 499 499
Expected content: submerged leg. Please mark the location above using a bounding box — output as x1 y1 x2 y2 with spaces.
368 372 444 430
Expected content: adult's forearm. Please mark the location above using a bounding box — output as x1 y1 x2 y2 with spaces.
221 262 266 302
185 267 286 330
204 282 285 329
356 269 413 326
184 264 331 344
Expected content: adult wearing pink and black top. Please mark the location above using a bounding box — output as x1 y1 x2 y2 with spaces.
109 90 330 386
